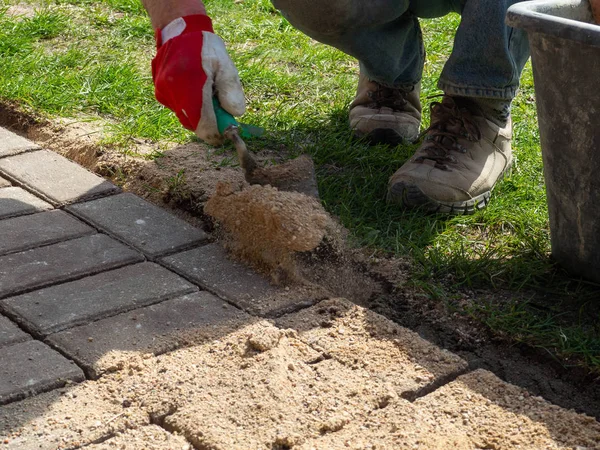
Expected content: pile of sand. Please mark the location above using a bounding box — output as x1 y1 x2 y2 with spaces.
205 182 332 282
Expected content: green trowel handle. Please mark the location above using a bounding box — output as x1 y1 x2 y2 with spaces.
213 97 239 135
213 97 264 139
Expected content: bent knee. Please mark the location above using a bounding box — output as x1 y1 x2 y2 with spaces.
272 0 409 35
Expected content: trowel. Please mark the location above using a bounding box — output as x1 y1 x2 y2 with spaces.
213 98 320 198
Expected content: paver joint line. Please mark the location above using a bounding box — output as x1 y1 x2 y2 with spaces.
66 193 208 260
47 291 251 379
1 262 199 336
400 366 472 402
0 150 120 206
0 186 53 220
0 127 40 158
0 210 95 257
160 243 328 317
0 340 85 406
0 234 145 300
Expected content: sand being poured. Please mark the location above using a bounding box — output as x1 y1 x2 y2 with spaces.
205 182 333 282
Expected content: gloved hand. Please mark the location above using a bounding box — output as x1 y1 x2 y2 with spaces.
151 14 245 145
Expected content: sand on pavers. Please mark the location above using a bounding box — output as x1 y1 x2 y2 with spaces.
85 425 191 450
277 298 468 396
0 380 148 450
2 303 599 450
297 369 600 449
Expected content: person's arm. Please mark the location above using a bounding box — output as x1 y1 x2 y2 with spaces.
141 0 206 29
142 0 246 145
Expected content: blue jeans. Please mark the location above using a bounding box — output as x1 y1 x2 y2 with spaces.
271 0 530 101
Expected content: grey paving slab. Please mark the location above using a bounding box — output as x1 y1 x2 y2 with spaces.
0 234 144 299
0 150 119 206
0 210 94 256
0 128 40 157
48 291 251 378
0 315 30 348
2 263 198 335
0 176 10 188
0 340 84 405
161 243 328 317
0 186 52 220
67 193 207 259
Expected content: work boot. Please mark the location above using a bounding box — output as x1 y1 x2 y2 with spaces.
387 96 513 214
350 74 422 145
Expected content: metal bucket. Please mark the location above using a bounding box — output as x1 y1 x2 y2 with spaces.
507 0 600 283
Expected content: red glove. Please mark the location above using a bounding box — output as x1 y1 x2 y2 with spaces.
151 15 246 145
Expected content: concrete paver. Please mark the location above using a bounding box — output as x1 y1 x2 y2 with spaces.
277 298 468 397
2 263 198 335
0 186 52 220
161 243 328 316
0 382 148 450
47 291 251 378
0 210 94 256
0 234 143 299
67 192 207 258
0 315 30 348
0 340 84 406
0 176 10 188
0 150 119 206
0 128 40 158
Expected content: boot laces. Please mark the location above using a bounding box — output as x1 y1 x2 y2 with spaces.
367 83 411 111
415 97 482 171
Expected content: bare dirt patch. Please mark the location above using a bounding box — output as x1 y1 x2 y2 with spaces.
5 3 36 18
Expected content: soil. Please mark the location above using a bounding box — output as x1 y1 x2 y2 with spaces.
1 103 599 422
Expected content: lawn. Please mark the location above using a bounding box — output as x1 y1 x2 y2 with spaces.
1 0 599 372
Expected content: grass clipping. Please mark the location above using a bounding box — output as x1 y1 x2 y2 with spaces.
205 182 330 282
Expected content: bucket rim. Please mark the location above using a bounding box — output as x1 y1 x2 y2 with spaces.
507 0 600 48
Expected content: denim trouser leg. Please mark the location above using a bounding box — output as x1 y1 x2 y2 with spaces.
271 0 530 101
438 0 530 100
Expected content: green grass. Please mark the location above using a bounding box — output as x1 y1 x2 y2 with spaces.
1 0 598 372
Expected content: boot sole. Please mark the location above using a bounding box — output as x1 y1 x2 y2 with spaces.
354 128 419 147
387 159 515 215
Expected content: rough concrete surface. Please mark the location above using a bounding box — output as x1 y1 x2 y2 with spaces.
0 128 39 157
0 186 52 220
0 150 119 205
0 340 84 405
2 262 197 335
161 243 328 316
67 192 207 258
0 315 29 348
0 177 10 188
47 292 252 378
277 298 468 397
0 234 143 299
0 210 94 256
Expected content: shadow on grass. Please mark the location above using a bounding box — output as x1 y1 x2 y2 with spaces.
270 106 600 374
